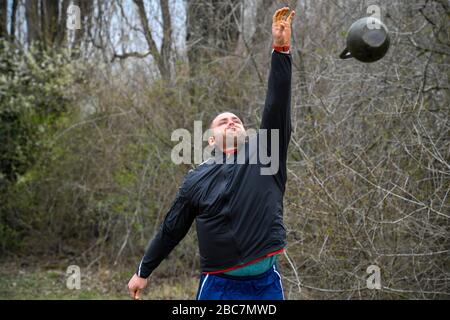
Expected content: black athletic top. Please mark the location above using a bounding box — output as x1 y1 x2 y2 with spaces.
136 51 292 278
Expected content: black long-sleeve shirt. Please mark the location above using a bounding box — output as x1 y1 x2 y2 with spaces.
137 51 292 278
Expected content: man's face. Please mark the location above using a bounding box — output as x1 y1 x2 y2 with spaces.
208 112 247 151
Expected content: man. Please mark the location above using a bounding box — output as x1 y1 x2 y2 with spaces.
128 7 295 300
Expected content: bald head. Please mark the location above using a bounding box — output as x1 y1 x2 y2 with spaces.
210 112 243 129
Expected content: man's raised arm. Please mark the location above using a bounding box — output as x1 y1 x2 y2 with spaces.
260 7 295 185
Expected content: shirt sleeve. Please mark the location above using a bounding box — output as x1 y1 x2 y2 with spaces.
259 50 292 187
136 176 196 278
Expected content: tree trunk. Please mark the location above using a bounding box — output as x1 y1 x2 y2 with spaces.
25 0 41 45
10 0 18 41
0 0 8 39
55 0 70 47
250 0 273 48
186 0 241 71
41 0 59 49
133 0 169 79
160 0 172 77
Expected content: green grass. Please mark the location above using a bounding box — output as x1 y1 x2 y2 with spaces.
0 262 199 300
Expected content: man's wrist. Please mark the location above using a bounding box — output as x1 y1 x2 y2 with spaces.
272 44 290 54
136 272 148 279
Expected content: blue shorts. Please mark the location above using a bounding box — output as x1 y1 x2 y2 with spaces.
196 264 285 300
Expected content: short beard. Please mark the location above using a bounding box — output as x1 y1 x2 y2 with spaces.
223 130 246 150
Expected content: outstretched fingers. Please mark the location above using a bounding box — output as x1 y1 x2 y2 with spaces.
272 8 281 23
273 7 290 23
286 10 296 25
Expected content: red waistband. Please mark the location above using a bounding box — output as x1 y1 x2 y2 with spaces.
202 248 285 275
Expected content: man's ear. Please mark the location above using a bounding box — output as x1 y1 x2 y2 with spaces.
208 136 215 146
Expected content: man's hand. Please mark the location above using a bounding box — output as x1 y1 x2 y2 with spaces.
272 7 295 48
128 273 148 300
